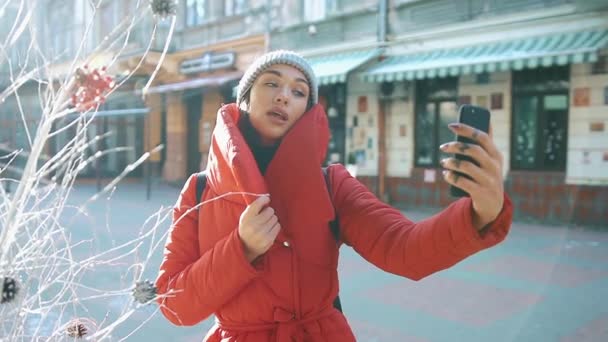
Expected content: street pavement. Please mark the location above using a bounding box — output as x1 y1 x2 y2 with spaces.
42 181 608 341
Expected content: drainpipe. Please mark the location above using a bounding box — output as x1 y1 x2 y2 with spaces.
265 0 272 51
377 0 389 201
378 0 388 44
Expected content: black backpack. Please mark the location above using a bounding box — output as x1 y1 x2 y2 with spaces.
195 167 343 313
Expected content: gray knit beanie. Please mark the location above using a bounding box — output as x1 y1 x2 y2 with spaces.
236 50 318 108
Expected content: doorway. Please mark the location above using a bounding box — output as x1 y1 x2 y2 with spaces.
184 92 202 175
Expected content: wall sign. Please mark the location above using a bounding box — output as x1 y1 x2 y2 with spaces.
180 51 236 74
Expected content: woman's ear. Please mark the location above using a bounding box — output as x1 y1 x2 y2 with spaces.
239 90 251 111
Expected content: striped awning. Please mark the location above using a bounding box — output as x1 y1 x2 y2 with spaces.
230 49 381 97
309 49 381 85
362 28 608 82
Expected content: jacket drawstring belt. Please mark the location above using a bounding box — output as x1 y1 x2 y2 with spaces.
216 306 336 342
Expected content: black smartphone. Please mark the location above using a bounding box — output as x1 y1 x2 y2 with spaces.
449 104 491 197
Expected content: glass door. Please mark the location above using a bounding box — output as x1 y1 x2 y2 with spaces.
512 93 568 171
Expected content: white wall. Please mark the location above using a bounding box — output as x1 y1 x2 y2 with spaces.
567 62 608 185
385 81 414 177
345 74 379 176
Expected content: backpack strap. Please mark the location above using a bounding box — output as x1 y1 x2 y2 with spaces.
195 171 207 206
322 167 340 244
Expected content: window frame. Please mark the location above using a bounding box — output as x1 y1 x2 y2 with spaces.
302 0 327 22
413 77 459 168
48 0 73 57
186 0 209 27
224 0 247 17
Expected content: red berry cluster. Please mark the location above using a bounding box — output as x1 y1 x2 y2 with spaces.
71 65 115 112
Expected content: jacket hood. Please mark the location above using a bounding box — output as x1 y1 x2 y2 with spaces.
205 103 332 211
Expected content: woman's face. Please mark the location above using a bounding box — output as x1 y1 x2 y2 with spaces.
247 64 310 146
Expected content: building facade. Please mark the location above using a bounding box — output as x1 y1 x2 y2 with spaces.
272 0 608 226
2 0 607 226
136 0 272 183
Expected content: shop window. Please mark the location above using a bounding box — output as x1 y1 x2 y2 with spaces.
591 55 608 75
303 0 326 21
476 72 490 84
126 0 143 44
224 0 247 16
49 0 73 57
414 78 458 167
186 0 208 26
511 66 569 171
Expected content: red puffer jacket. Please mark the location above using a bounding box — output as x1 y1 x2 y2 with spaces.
155 103 513 341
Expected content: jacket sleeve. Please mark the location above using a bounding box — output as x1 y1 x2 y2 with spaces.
155 174 260 326
329 164 512 281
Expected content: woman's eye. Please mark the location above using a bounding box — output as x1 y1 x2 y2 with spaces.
265 82 277 87
293 90 306 97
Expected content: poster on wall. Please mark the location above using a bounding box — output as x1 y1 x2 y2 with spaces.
491 93 503 110
458 95 471 105
358 96 368 113
604 86 608 105
590 122 605 132
424 169 436 183
357 128 367 146
476 95 488 108
355 150 366 167
330 153 340 163
573 88 590 107
583 151 591 165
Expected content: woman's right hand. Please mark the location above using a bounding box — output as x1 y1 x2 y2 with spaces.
238 196 281 262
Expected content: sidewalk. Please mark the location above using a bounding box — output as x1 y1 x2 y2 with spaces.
55 183 608 341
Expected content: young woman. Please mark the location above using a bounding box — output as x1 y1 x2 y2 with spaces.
155 50 513 341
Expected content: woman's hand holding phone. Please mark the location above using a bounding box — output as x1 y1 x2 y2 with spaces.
440 106 505 231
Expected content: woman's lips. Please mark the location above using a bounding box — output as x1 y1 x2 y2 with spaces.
267 110 288 123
